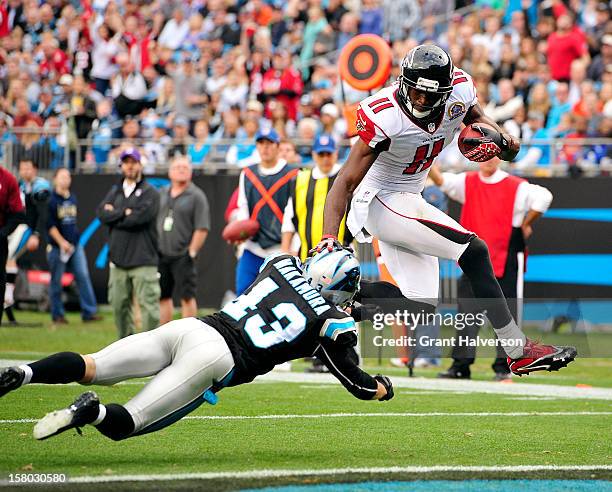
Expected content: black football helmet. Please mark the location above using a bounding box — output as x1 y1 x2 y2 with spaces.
397 45 454 121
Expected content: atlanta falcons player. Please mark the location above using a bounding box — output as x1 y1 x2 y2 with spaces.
316 44 576 376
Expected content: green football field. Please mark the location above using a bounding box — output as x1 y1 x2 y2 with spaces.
1 312 611 491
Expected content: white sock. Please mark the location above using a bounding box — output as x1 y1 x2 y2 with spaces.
18 365 33 386
92 404 107 426
494 320 526 359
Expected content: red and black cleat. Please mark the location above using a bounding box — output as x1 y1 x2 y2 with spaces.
508 339 577 376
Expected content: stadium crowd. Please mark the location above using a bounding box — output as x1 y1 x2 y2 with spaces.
0 0 610 173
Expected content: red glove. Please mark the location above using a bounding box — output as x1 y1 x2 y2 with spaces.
463 124 510 162
310 235 344 255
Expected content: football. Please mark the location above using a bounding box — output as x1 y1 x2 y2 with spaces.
458 122 501 161
222 219 260 242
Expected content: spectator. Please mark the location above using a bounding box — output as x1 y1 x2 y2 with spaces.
279 139 302 166
382 0 420 42
485 78 524 124
320 103 345 142
96 148 160 338
262 50 303 121
336 12 359 52
88 14 122 96
68 75 97 167
587 33 612 82
218 70 249 114
527 82 552 123
0 163 26 326
295 117 319 164
46 168 100 324
169 116 191 158
546 82 572 130
17 158 51 256
546 14 588 82
91 99 115 168
568 59 588 106
157 156 210 324
158 8 189 51
111 52 148 119
188 119 211 166
360 0 384 37
234 128 297 295
144 120 172 171
156 77 176 117
173 54 208 128
300 7 328 80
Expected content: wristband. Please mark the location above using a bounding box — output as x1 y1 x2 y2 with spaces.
321 234 338 240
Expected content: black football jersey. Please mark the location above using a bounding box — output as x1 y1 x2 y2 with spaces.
202 254 378 399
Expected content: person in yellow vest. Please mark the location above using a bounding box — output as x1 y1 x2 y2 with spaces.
281 134 352 261
281 134 352 373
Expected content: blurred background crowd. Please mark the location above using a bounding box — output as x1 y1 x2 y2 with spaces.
0 0 611 174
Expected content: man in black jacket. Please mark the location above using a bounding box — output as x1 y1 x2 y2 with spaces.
97 148 160 338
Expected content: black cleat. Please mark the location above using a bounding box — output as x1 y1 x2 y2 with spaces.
437 367 471 379
0 366 25 397
33 391 100 440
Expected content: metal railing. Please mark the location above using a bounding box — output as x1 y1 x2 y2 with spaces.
1 128 610 177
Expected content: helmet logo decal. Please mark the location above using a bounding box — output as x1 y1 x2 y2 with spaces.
416 77 439 91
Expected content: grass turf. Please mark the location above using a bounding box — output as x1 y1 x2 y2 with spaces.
0 311 611 490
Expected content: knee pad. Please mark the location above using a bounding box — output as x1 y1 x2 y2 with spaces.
458 237 490 272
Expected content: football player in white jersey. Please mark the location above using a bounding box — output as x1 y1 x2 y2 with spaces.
315 44 576 376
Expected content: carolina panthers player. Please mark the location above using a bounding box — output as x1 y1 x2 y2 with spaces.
0 250 394 441
315 44 576 376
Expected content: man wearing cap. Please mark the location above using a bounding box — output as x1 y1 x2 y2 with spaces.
430 159 553 380
169 116 191 158
281 134 351 261
97 148 161 338
587 33 612 82
233 127 298 294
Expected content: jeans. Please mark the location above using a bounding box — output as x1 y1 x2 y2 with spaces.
47 244 98 320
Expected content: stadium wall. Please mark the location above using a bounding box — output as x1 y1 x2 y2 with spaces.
26 175 611 308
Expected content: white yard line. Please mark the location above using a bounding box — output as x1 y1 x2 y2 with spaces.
1 465 610 486
2 411 611 425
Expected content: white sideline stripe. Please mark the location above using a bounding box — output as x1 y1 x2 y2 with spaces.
5 359 612 400
259 372 612 400
2 411 612 425
0 465 610 485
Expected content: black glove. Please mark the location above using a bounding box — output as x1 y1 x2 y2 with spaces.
309 235 344 256
374 374 394 401
462 124 511 162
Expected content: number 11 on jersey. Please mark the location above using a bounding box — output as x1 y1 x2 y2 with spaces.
403 139 445 175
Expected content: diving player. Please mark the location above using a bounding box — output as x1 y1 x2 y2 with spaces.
315 44 576 376
0 250 394 441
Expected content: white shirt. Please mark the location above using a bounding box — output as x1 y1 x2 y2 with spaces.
158 19 190 50
111 72 147 100
440 169 553 227
236 159 291 258
122 180 137 198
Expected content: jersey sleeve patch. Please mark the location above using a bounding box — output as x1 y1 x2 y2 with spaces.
319 317 357 341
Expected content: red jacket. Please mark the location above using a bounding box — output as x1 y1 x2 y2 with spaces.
262 67 303 121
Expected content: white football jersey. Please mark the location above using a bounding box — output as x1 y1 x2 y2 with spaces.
356 68 477 193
